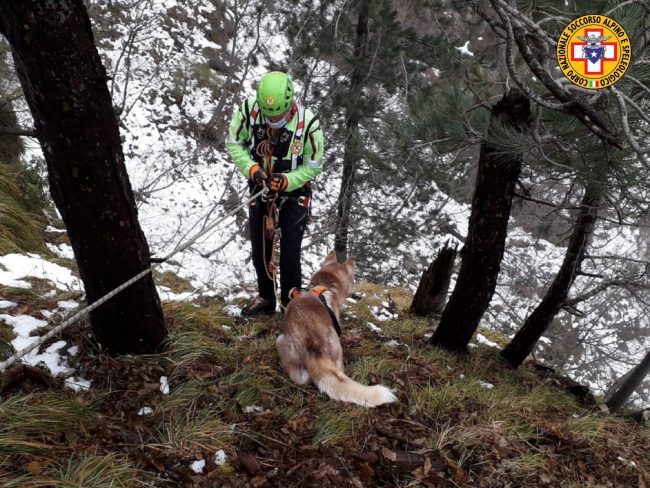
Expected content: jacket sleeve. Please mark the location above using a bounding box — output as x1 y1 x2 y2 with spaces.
225 99 255 177
285 111 325 192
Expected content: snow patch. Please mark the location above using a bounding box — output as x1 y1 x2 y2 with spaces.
57 300 79 310
214 450 227 466
243 405 264 413
159 376 170 395
157 286 196 302
46 243 75 259
456 40 474 56
0 253 80 291
65 376 91 391
46 226 66 233
190 459 206 473
138 406 154 416
223 304 241 317
475 334 498 348
370 304 398 321
367 322 382 334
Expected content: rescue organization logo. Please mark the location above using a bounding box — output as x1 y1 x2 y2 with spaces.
556 15 631 89
291 141 303 155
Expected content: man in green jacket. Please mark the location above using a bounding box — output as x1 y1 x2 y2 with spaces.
226 71 324 315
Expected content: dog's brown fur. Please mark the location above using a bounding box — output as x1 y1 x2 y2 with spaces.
276 251 397 407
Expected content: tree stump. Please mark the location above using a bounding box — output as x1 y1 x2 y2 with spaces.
410 241 457 317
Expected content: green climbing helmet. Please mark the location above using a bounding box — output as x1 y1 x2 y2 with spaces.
257 71 294 116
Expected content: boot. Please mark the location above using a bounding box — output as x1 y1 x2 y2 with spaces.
241 296 276 316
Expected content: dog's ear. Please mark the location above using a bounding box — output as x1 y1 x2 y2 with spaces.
323 250 337 266
345 256 356 276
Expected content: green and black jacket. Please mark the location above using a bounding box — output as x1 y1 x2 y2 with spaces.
226 97 324 195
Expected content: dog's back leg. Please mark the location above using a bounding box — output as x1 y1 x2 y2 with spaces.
277 334 310 384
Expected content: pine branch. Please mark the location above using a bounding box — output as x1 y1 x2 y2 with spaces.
488 0 625 148
495 6 571 112
605 0 649 17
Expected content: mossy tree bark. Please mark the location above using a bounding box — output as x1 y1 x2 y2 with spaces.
430 90 531 353
0 0 166 354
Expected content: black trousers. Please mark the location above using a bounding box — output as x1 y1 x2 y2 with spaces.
249 195 309 307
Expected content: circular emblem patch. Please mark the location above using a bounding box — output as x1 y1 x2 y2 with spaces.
265 96 275 106
556 15 631 90
291 141 303 155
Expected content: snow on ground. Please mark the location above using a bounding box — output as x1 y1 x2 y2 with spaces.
0 253 81 291
190 459 206 474
0 253 86 384
46 243 75 259
0 314 72 376
65 376 92 391
138 406 154 416
159 376 170 395
475 334 499 348
367 322 383 334
57 300 79 310
214 450 227 466
456 40 474 56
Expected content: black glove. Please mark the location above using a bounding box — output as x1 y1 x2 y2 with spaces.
249 164 267 186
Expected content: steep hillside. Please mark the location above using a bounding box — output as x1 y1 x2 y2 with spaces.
1 279 648 487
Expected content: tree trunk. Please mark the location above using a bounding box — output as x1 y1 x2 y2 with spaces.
0 0 167 354
334 1 369 262
430 90 531 353
410 241 457 317
500 180 602 368
605 349 650 412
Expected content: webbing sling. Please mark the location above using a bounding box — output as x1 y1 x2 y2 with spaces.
290 105 306 170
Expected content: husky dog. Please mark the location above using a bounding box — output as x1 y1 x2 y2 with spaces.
276 251 397 407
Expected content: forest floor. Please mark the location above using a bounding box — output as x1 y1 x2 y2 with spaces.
1 281 649 487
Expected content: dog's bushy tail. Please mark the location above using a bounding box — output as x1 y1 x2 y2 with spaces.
307 357 397 407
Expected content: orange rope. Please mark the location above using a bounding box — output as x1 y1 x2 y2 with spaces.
256 127 281 308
